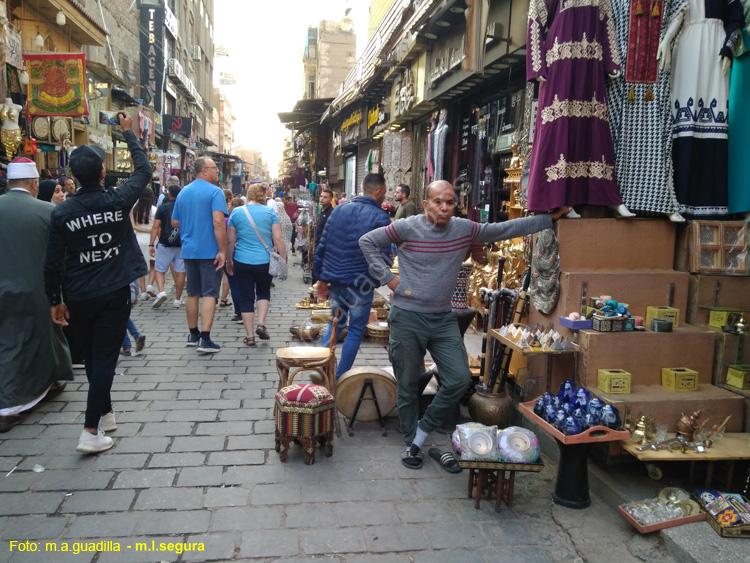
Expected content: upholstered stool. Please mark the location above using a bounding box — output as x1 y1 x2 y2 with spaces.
274 383 335 464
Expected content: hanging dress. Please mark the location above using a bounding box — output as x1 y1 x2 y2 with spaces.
670 0 744 216
526 0 624 213
728 3 750 213
607 0 686 215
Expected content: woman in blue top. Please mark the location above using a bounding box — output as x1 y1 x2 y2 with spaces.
226 183 287 346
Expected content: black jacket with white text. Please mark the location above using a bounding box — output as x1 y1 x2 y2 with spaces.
44 130 152 304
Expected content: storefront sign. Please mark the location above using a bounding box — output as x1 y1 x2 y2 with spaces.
140 4 165 113
430 34 466 85
393 70 415 118
164 3 178 39
4 28 23 69
341 109 362 131
163 114 193 137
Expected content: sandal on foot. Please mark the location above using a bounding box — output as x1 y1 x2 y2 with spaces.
243 337 256 347
219 299 231 307
256 325 270 340
401 445 424 470
429 447 462 473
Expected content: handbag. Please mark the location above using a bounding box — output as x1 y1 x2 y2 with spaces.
241 205 287 280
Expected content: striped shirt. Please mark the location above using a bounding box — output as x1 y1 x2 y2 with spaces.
359 213 553 313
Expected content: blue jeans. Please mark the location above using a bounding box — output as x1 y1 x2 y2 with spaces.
321 284 374 379
122 318 139 349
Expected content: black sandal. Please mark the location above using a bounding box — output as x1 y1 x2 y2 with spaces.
220 299 231 307
243 337 256 347
401 445 424 470
256 325 270 340
428 448 462 473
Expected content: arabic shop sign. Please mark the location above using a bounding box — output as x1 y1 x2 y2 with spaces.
341 109 362 131
429 33 466 85
367 106 387 130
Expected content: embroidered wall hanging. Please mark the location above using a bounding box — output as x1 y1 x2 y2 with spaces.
24 53 88 117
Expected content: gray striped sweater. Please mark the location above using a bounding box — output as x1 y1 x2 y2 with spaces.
359 214 553 313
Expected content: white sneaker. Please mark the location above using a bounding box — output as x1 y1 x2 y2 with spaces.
76 430 114 453
152 291 168 308
99 412 117 432
145 284 157 297
173 299 182 308
138 292 150 301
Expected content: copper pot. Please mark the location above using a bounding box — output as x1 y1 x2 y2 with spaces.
467 389 514 428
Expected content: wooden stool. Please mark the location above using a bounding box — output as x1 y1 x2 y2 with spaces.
276 315 339 395
460 460 544 512
274 384 335 464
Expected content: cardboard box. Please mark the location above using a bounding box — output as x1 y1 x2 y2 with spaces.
708 308 744 329
577 328 715 388
646 306 680 328
530 271 690 328
662 367 699 392
557 218 677 272
598 369 632 394
595 384 744 432
726 364 750 390
686 275 750 325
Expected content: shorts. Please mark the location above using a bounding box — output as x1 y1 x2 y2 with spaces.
154 244 185 273
233 261 272 313
185 259 222 298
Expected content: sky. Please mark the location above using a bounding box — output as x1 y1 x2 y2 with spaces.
213 0 371 176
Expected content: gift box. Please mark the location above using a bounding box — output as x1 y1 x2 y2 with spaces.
559 316 593 330
725 364 750 390
597 369 632 394
646 306 680 328
662 367 699 392
708 308 744 329
592 315 627 332
695 490 750 538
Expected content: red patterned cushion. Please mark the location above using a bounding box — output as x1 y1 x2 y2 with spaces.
276 384 334 408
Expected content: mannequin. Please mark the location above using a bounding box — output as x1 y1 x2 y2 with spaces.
432 109 449 181
727 6 750 214
526 0 635 219
664 0 744 216
1 97 22 159
608 0 687 223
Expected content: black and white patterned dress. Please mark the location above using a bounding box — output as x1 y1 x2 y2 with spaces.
607 0 686 216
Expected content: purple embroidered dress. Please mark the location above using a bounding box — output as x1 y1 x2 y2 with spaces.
526 0 623 212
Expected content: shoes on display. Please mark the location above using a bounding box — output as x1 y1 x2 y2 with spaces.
669 212 686 223
76 429 114 453
135 335 146 354
565 208 582 219
99 412 117 432
197 338 221 354
152 292 167 308
186 333 200 347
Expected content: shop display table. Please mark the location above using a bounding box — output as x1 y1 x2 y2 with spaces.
488 329 579 391
519 400 630 509
460 459 544 512
622 434 750 487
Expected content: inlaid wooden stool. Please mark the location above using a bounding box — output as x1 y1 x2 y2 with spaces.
274 383 335 464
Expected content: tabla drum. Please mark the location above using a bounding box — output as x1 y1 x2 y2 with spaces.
336 367 397 421
366 321 390 342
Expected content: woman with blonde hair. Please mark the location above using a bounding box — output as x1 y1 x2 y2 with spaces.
226 183 287 345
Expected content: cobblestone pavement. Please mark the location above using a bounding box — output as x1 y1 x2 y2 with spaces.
0 262 675 562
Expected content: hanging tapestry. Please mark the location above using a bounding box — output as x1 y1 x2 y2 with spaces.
23 53 88 117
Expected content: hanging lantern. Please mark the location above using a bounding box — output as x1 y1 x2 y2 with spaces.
34 32 44 49
56 11 66 26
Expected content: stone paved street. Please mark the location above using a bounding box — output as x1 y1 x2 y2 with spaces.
0 262 675 562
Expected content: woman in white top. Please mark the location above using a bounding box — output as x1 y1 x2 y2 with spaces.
132 186 158 298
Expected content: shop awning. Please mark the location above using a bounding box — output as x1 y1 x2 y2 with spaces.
206 150 241 161
87 60 125 87
21 0 107 46
278 98 333 130
111 87 139 106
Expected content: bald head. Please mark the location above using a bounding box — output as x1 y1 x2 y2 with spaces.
422 180 456 226
425 180 454 200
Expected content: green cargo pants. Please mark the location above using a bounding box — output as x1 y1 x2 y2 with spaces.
388 306 471 444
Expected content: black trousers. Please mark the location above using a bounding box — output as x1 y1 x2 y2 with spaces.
67 286 130 428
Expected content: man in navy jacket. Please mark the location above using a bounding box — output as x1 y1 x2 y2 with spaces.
313 173 390 378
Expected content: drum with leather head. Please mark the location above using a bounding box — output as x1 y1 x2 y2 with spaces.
366 321 390 343
336 367 397 422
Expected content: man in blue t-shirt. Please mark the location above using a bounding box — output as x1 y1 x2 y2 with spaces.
171 157 228 354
